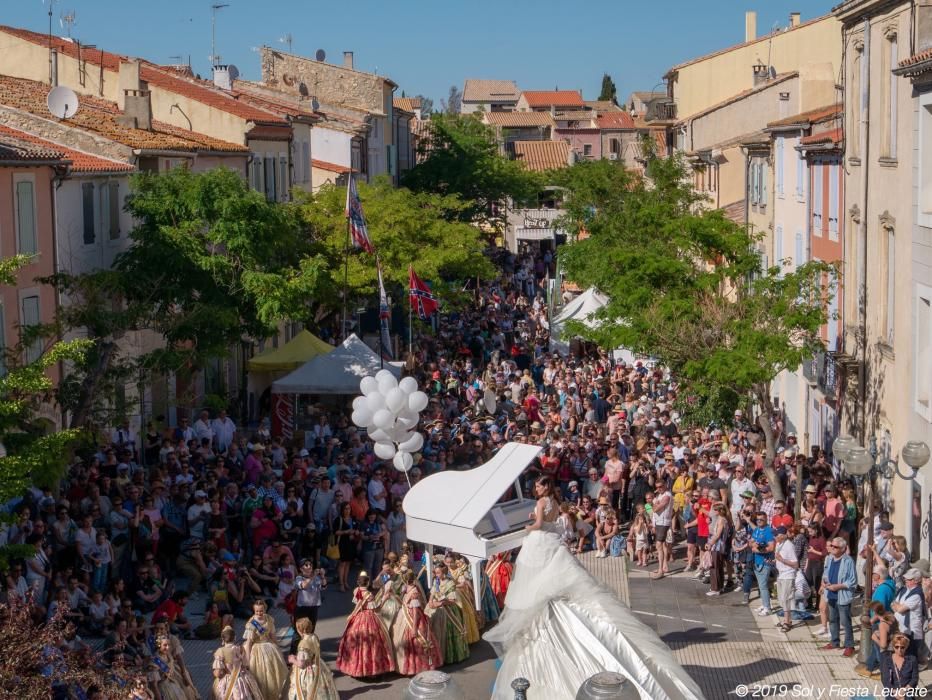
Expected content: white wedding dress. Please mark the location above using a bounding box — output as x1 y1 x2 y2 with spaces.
483 499 706 700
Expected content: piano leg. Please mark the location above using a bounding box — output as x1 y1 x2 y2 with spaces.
425 544 434 590
467 556 482 612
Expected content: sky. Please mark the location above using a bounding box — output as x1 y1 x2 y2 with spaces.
2 0 836 106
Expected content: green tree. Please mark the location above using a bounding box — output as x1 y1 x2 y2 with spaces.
45 168 330 428
598 73 618 104
0 256 89 568
402 113 541 233
440 85 463 115
299 176 495 302
557 155 836 499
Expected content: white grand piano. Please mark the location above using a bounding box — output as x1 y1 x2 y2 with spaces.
404 442 542 610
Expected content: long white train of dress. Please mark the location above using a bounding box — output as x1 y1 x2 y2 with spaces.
483 523 706 700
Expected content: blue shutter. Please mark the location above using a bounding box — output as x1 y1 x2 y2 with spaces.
776 137 784 196
812 163 823 234
828 164 839 238
796 138 804 198
16 180 37 255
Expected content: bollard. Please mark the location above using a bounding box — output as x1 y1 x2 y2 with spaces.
403 670 466 699
575 672 640 699
511 677 531 700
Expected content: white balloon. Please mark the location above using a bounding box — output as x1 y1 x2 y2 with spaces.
374 441 396 460
366 392 386 413
385 387 407 413
351 408 372 428
399 431 424 453
399 376 419 395
393 428 414 444
408 391 429 413
372 409 394 431
360 376 379 396
393 451 413 472
376 370 398 392
396 412 419 430
368 428 390 442
352 396 368 411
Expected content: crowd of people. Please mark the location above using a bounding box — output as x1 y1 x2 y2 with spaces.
0 247 926 696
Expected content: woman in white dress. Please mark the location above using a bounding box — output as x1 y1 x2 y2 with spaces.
483 475 706 700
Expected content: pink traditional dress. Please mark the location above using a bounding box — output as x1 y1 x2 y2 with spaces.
336 586 396 678
212 641 263 700
392 583 443 675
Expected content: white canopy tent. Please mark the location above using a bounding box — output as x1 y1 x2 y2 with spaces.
272 334 402 395
550 287 609 356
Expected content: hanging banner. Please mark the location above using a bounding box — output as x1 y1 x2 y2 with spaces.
271 392 295 440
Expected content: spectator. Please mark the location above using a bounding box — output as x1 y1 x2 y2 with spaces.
821 537 857 657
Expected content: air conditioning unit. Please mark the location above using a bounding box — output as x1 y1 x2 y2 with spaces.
607 153 618 161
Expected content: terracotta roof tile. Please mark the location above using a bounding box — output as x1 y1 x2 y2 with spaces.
0 129 65 163
462 79 520 103
311 159 353 174
393 97 422 112
0 124 133 172
720 200 746 224
0 25 287 125
520 90 584 108
767 103 842 129
585 100 623 112
800 128 843 146
0 74 248 153
597 112 635 129
512 140 572 171
898 48 932 68
482 111 554 128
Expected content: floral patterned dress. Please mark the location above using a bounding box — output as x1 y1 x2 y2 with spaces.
375 579 402 638
451 565 482 642
480 568 501 623
212 642 263 700
153 651 191 700
336 586 396 677
426 577 469 665
288 633 339 700
244 614 288 700
392 583 443 675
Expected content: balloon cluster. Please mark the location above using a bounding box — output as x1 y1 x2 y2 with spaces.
351 370 428 473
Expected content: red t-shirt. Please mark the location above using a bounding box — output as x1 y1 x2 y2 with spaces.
152 598 183 624
771 514 794 530
697 498 712 537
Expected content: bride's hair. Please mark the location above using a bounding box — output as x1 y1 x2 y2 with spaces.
536 475 558 500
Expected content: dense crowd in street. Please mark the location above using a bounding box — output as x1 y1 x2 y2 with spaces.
0 248 927 697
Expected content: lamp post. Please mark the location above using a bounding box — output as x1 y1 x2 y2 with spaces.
831 434 930 661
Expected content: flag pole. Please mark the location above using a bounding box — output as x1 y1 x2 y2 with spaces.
408 265 414 357
377 254 384 370
342 177 352 342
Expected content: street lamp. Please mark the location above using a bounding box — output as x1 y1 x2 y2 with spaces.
831 434 931 662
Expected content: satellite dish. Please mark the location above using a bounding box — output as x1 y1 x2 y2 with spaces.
227 64 240 81
315 48 326 62
47 85 79 119
483 389 497 415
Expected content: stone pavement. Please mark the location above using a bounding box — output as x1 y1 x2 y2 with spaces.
627 558 932 698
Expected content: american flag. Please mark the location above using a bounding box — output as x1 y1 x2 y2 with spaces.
378 264 393 361
345 174 374 253
409 265 439 320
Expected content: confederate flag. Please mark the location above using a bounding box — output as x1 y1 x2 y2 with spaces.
409 266 439 320
344 174 374 253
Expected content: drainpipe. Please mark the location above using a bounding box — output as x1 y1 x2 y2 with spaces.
858 18 871 442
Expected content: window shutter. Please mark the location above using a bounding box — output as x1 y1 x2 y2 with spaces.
21 295 41 363
796 138 804 198
279 155 288 201
812 163 823 233
99 180 110 240
828 165 839 237
109 182 121 239
16 181 37 255
82 182 96 244
776 225 783 275
776 137 784 195
795 231 804 270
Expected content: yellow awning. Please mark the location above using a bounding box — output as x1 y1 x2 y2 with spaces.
247 330 334 372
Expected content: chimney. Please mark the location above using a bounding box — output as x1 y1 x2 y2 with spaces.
117 59 142 110
745 11 757 42
343 51 354 69
212 65 232 91
116 89 152 130
753 61 771 87
790 12 801 28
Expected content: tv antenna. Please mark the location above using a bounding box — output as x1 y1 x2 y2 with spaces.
59 9 76 37
42 0 59 85
210 3 229 66
47 84 80 119
279 33 293 53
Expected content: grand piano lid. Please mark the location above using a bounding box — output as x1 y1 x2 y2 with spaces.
403 442 543 529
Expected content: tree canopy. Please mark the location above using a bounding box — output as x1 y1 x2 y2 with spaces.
556 155 836 495
402 113 541 231
598 73 618 104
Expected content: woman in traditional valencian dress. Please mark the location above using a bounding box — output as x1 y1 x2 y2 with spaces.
447 554 482 643
153 635 192 700
479 563 501 624
486 552 513 609
336 571 396 678
375 560 402 638
426 563 470 665
153 620 198 700
393 569 443 675
244 599 288 700
288 617 338 700
212 625 263 700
